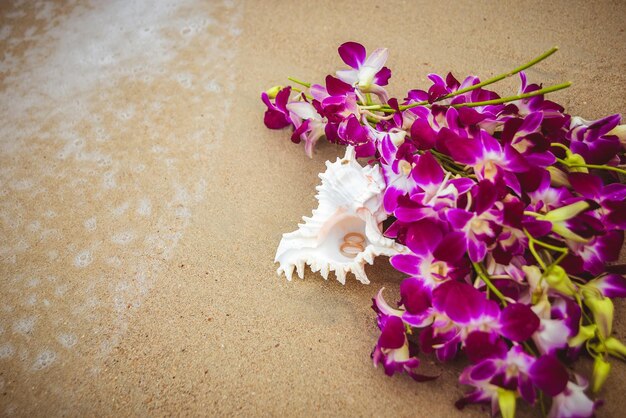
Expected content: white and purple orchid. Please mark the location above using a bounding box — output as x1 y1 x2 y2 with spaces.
262 42 626 418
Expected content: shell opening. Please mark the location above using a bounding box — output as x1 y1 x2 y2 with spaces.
340 232 366 258
318 215 369 263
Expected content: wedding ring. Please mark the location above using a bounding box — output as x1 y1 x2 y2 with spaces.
340 241 365 257
343 232 365 244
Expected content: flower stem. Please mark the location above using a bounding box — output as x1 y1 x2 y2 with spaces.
441 46 559 101
473 262 508 306
550 142 570 153
557 159 626 176
377 46 559 111
523 229 548 270
451 82 572 108
366 81 571 113
287 77 311 88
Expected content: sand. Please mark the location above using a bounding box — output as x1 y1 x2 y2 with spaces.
1 0 625 416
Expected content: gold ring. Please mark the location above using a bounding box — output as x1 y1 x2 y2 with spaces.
340 242 364 257
343 232 365 244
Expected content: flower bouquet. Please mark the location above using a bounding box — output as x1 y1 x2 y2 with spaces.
262 42 626 417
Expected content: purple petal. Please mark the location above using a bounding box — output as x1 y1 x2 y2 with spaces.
338 41 366 69
591 274 626 298
410 119 437 150
467 239 487 263
325 75 353 96
529 355 569 396
518 111 544 135
446 136 481 165
400 277 432 315
568 172 602 198
404 219 443 255
464 331 507 363
383 187 405 213
500 303 540 342
374 66 392 86
469 359 498 381
433 231 467 263
264 109 291 129
379 315 406 349
518 374 536 405
446 208 473 229
432 281 488 324
413 151 444 186
390 254 421 276
473 180 497 215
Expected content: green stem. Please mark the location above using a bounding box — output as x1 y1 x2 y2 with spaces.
550 142 571 153
564 163 626 176
451 82 571 108
366 81 571 114
531 237 568 253
378 46 560 111
523 229 548 269
473 262 508 306
440 46 559 100
287 77 311 88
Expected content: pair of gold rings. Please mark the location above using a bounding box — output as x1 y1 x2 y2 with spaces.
340 232 366 258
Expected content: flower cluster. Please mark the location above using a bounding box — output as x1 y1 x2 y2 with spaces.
262 42 626 417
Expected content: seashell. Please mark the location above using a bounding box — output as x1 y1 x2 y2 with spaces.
275 146 406 284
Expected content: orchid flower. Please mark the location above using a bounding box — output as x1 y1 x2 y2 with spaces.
263 42 626 418
286 101 327 158
336 41 391 102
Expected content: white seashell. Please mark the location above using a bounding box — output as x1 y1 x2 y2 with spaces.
275 146 406 285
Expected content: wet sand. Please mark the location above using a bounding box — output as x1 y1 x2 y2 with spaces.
1 0 626 416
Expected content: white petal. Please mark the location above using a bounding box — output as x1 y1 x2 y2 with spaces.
286 101 319 120
363 48 388 72
336 69 359 86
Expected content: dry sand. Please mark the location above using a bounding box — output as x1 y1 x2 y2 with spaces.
1 0 626 416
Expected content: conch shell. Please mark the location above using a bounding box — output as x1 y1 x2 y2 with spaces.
275 146 405 284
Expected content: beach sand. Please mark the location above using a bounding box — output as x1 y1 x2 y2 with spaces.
1 0 625 416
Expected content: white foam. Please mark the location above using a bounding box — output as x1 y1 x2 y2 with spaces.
32 349 56 370
12 317 36 335
84 217 97 231
0 0 242 384
74 250 93 268
137 198 152 216
57 333 78 349
0 343 15 359
111 231 135 245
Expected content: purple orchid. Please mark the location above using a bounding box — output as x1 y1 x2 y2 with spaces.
390 219 467 288
445 130 529 194
263 43 626 418
336 42 391 102
371 314 436 382
567 114 622 165
261 86 292 129
286 100 327 157
548 376 599 418
458 347 569 413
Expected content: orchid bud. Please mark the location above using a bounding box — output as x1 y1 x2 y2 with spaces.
591 357 611 393
497 389 517 418
547 166 571 187
583 291 614 339
568 324 596 347
265 85 283 99
544 266 577 296
551 223 589 243
544 201 589 222
605 337 626 359
564 153 588 173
